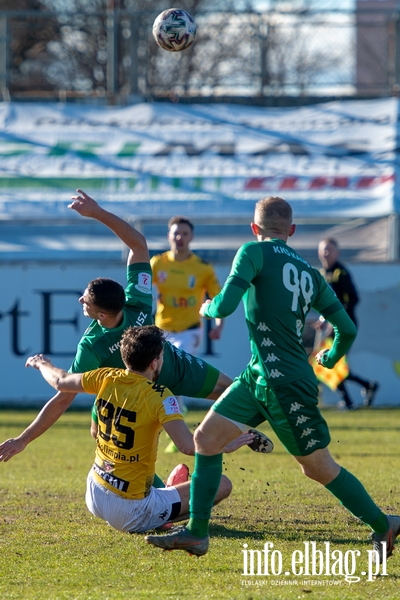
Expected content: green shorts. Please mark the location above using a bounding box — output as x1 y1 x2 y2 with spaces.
91 341 219 424
212 371 330 457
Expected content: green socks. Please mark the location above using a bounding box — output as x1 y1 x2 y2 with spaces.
325 467 387 534
186 453 223 538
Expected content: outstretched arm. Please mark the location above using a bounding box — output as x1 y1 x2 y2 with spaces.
68 189 149 265
0 356 85 463
25 354 84 392
200 244 256 319
200 282 245 319
315 307 357 369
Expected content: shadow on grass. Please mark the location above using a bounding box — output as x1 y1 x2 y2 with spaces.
141 523 266 541
209 523 266 540
207 523 377 548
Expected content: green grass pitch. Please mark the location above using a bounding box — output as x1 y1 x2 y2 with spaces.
1 407 400 600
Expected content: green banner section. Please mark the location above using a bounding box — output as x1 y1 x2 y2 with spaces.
0 177 137 189
0 141 142 157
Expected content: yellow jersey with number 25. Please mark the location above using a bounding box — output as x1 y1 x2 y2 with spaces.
82 368 183 499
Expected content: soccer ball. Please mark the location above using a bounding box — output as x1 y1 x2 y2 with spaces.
152 9 196 52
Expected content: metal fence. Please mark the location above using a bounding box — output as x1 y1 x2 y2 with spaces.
0 7 365 102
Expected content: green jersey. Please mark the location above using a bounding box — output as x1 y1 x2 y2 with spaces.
204 239 343 387
70 263 218 398
70 263 153 373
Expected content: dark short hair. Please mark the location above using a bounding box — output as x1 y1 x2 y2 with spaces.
87 278 125 315
168 215 194 232
120 325 165 372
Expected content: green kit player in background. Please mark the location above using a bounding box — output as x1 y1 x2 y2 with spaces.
146 196 400 562
0 190 255 464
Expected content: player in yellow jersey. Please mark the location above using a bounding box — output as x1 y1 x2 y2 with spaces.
23 325 237 534
151 216 224 356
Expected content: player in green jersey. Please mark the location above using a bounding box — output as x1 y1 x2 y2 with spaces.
0 190 255 463
146 196 400 562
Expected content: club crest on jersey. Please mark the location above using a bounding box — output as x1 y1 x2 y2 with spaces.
188 275 196 288
135 272 152 294
163 396 181 415
158 271 167 284
102 460 115 473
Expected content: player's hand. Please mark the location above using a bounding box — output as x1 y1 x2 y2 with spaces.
68 189 102 218
0 437 27 462
208 325 223 340
223 432 255 453
25 354 52 370
199 299 212 317
315 348 330 366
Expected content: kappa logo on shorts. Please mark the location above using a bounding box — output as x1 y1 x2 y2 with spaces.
159 509 169 521
289 402 304 413
257 322 271 332
300 427 315 438
135 272 152 294
305 438 320 450
269 369 283 378
295 415 310 426
163 396 182 415
261 337 276 347
264 353 280 363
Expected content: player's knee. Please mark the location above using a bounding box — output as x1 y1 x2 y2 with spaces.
298 448 340 485
298 459 322 481
219 474 232 499
301 464 317 481
300 462 339 485
194 427 221 454
193 427 210 453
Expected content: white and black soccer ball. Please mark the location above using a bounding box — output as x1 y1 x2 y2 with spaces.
152 9 196 52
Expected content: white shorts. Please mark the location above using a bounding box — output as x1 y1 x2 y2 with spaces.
85 470 181 533
164 327 202 356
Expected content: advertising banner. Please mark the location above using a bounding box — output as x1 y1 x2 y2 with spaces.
0 261 399 407
0 98 397 219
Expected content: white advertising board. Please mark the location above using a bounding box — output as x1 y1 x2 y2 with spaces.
0 262 399 408
0 98 398 220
